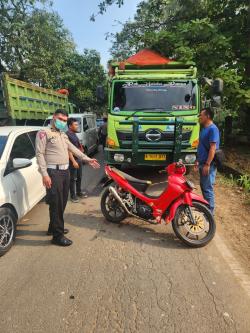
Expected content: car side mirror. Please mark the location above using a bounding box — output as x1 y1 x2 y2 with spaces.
212 79 223 95
96 86 105 102
13 158 32 170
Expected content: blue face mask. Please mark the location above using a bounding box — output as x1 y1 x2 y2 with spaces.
54 119 67 131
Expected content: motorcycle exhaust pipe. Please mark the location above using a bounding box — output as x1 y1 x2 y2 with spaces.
108 186 158 224
109 186 133 216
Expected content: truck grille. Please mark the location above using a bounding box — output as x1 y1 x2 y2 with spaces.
117 130 192 149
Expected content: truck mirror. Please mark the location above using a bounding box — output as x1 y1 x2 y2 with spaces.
212 79 223 95
96 86 105 102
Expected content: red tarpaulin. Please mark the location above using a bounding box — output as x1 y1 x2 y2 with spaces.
126 49 173 66
57 89 69 96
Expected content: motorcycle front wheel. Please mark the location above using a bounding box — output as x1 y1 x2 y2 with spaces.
172 202 216 248
101 186 127 223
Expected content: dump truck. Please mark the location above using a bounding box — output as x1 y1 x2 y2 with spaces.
0 73 75 126
97 49 222 168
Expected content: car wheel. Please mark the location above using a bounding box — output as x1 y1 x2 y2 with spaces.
0 207 17 257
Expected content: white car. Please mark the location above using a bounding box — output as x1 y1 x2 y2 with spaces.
0 127 46 256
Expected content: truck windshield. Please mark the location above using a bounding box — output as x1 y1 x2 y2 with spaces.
113 81 197 112
0 136 8 159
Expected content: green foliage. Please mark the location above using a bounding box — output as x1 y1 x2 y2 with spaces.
239 174 250 192
91 0 124 21
219 173 250 193
0 0 107 112
21 9 75 87
103 0 250 128
57 49 106 111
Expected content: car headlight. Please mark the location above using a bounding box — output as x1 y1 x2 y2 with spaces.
185 154 196 164
114 154 125 162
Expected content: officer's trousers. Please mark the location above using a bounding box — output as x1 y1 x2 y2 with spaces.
47 169 70 239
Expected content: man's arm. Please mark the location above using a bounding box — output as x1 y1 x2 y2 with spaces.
202 142 216 176
69 151 79 169
206 143 216 166
67 140 92 163
66 138 100 169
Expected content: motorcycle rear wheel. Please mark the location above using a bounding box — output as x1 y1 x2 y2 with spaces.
101 186 127 223
172 202 216 248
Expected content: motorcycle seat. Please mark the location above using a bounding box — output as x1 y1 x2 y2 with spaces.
112 167 152 188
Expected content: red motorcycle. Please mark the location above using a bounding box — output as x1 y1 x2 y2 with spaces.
101 161 216 247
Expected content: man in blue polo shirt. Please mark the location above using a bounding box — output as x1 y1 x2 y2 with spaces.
196 108 220 214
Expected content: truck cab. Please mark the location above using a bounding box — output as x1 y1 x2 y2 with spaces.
104 49 200 167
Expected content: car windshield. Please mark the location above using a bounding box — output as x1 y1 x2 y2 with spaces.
113 81 197 112
0 136 8 159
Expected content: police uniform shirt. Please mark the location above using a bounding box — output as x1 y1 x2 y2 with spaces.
36 127 91 177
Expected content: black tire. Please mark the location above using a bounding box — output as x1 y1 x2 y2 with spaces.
0 207 17 257
101 186 127 223
172 202 216 248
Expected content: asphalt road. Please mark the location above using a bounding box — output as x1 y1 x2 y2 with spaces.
0 149 250 333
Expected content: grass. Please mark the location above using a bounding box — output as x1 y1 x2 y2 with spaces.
218 173 250 206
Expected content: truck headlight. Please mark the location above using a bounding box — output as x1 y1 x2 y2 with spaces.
185 154 196 164
114 154 125 162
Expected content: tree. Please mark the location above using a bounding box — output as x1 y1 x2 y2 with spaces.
0 0 48 72
0 1 107 112
91 0 124 21
56 49 106 112
105 0 250 127
21 9 75 87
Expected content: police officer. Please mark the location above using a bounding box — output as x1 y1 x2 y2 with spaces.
36 109 100 247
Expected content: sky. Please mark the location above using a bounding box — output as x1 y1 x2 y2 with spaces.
52 0 141 67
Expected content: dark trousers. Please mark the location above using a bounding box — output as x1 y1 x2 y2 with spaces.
47 169 70 239
100 134 107 150
69 163 82 197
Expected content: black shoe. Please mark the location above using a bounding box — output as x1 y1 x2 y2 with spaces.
77 191 88 198
47 228 69 236
51 236 73 247
71 195 79 203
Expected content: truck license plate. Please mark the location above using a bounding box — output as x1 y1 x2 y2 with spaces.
144 154 166 161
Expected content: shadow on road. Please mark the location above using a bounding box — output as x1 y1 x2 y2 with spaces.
14 238 51 247
65 211 188 251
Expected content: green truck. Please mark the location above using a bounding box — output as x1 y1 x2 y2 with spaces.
98 49 222 168
0 73 75 126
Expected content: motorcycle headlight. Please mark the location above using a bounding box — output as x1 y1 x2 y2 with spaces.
185 154 196 164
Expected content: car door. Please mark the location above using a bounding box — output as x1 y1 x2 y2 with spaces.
86 116 97 152
27 130 46 203
5 132 44 217
82 117 91 153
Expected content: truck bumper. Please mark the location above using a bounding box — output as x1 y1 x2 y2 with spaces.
105 148 197 166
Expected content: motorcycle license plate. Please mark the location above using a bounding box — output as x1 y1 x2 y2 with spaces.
144 154 166 161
